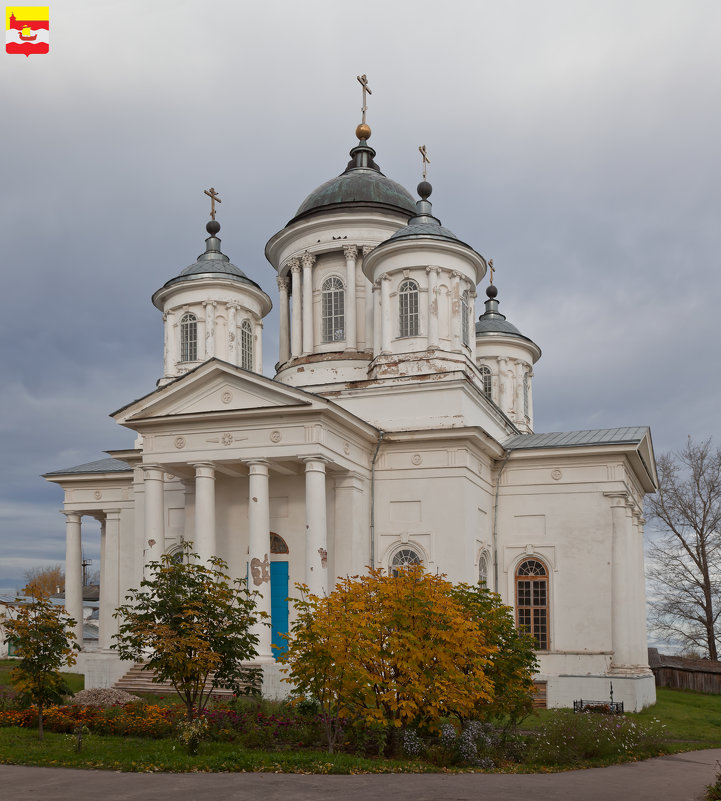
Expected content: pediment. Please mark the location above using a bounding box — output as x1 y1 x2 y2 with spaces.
113 361 314 424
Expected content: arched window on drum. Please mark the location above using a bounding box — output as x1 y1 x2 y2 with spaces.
515 558 549 650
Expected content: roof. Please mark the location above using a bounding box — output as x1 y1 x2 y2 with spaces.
503 426 651 451
475 289 539 353
648 648 721 674
290 141 416 223
44 457 132 477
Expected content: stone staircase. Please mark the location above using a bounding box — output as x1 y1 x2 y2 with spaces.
113 663 235 696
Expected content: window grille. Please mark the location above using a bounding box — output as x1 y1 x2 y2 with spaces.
240 320 253 371
478 551 490 587
479 365 492 398
398 280 419 337
322 276 345 342
515 559 549 650
180 313 198 362
391 547 422 577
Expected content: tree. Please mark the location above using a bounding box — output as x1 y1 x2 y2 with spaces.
113 543 265 720
646 437 721 659
1 597 78 740
451 582 539 727
22 564 64 599
281 566 498 753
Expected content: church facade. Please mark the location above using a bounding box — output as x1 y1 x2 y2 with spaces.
45 121 658 710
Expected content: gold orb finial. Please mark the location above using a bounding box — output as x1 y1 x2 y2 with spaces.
356 123 371 141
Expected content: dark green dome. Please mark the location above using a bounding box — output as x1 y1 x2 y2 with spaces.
291 141 416 223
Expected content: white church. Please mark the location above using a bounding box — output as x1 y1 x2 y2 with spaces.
44 110 658 710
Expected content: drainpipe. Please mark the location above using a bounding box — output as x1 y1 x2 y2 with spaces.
369 430 385 569
492 448 511 594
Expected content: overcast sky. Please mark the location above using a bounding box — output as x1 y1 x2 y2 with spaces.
1 0 720 590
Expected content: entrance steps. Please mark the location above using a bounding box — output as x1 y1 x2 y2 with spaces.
112 662 237 696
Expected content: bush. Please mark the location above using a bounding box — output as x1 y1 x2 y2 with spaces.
527 710 667 765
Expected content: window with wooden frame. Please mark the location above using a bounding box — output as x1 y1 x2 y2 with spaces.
390 547 422 577
479 365 492 398
180 312 198 362
321 275 345 342
240 319 253 371
515 558 549 650
398 279 419 337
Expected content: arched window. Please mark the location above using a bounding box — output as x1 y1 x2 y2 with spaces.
391 547 422 577
479 365 492 398
461 290 470 346
515 559 549 650
322 276 345 342
478 551 491 587
270 532 289 555
398 279 419 337
240 319 253 371
180 313 198 362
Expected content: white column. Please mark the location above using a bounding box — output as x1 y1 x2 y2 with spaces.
380 274 392 354
334 473 368 578
526 368 534 429
608 493 634 668
343 245 358 350
362 247 374 351
290 260 302 359
193 462 216 565
373 281 382 355
247 461 273 661
254 320 263 374
277 276 290 365
204 301 216 360
301 252 315 355
467 289 477 360
63 512 83 650
451 271 461 351
634 515 651 667
163 313 170 375
304 458 328 596
514 361 524 422
100 510 121 650
227 303 238 366
426 266 439 349
143 465 165 575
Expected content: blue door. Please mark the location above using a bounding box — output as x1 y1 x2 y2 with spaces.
270 561 289 660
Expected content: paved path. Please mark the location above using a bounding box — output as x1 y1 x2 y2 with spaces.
2 749 720 801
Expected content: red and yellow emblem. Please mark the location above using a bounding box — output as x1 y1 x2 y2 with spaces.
6 7 49 56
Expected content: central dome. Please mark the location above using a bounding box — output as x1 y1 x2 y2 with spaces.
290 140 416 223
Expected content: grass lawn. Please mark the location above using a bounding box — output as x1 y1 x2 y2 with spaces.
0 659 84 695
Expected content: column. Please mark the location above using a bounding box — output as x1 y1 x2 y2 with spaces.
63 512 83 649
426 266 439 349
634 515 651 667
451 271 461 350
608 493 634 668
301 252 315 355
343 245 358 350
514 361 525 422
227 303 238 366
467 289 477 359
277 276 290 364
254 320 263 374
204 301 216 360
247 461 273 660
304 458 328 596
143 465 165 575
334 473 368 578
290 259 302 359
163 313 170 375
193 462 216 565
373 281 382 355
380 274 391 354
99 510 121 649
362 246 374 350
526 368 534 428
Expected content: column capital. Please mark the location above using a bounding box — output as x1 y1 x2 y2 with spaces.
277 276 289 291
426 265 441 275
191 462 215 477
380 272 391 282
104 508 122 521
61 511 82 522
604 491 630 508
245 459 270 476
362 245 374 256
301 252 316 269
343 243 358 260
289 259 301 274
203 300 217 309
303 456 328 472
141 464 165 479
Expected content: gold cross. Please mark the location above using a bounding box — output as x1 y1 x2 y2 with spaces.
418 145 431 180
204 187 222 221
489 258 495 284
357 74 372 124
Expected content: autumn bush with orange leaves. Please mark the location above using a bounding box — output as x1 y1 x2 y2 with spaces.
280 566 537 754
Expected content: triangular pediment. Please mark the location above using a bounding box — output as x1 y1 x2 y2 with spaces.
113 360 316 424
